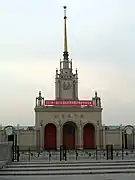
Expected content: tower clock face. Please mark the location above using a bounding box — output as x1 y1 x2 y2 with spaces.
63 82 72 90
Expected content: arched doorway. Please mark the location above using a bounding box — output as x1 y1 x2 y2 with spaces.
44 123 56 149
63 121 77 149
83 123 95 149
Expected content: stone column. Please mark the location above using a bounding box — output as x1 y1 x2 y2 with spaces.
35 128 40 149
133 126 135 148
120 124 123 149
79 120 83 149
56 126 60 149
57 120 62 150
17 124 20 145
60 123 63 147
40 120 44 150
96 121 100 149
0 125 3 142
102 124 106 149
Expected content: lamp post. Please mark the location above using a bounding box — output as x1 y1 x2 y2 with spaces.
122 125 133 159
58 120 63 161
121 130 124 160
14 132 17 160
4 126 18 161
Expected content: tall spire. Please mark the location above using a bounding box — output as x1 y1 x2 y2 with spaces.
63 6 69 60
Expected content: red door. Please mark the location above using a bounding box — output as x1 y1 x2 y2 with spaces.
44 124 56 149
83 124 95 149
63 134 75 149
63 123 75 149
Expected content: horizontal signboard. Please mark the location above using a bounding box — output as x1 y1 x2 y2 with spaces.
44 100 94 106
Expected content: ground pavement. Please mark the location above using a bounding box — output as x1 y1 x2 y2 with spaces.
0 174 135 180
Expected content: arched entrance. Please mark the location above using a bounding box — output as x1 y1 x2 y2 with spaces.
83 123 95 149
63 121 77 149
44 123 56 149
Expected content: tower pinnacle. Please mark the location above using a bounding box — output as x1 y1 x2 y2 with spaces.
55 6 78 100
63 6 68 60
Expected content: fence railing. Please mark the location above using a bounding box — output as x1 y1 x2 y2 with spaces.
12 144 135 162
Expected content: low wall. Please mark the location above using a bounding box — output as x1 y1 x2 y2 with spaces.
0 142 12 164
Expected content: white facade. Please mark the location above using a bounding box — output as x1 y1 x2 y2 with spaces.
0 7 135 151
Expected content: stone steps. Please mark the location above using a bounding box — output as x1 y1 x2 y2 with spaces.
1 160 135 176
6 161 135 168
3 165 135 171
1 169 135 175
12 159 135 164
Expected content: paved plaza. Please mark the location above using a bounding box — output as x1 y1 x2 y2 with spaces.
1 174 135 180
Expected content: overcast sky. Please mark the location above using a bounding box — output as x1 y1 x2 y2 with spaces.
0 0 135 126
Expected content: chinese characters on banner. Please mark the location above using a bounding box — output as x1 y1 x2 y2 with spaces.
44 100 94 106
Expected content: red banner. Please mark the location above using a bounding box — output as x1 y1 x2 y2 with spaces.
44 100 94 106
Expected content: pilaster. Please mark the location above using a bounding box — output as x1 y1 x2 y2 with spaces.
55 78 60 100
0 125 3 142
40 120 44 150
57 120 62 149
79 120 84 149
74 79 78 99
120 124 123 149
103 124 106 149
17 124 20 145
96 121 100 148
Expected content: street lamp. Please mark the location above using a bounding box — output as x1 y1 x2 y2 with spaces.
4 126 17 161
122 125 133 159
125 125 133 149
5 126 13 137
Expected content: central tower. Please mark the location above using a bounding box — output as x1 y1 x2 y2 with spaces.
55 6 78 100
